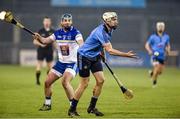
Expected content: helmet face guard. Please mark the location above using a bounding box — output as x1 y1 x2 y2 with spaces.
61 13 72 30
61 13 72 21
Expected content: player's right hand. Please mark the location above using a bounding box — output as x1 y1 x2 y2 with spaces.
33 38 46 47
33 33 42 40
148 50 153 55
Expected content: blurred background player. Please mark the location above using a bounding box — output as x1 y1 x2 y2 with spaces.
145 22 171 87
68 12 137 117
33 13 83 111
33 17 55 85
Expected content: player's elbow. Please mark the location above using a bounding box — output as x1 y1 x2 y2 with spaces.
106 48 114 55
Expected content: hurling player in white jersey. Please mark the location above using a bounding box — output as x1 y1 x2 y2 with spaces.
33 13 83 111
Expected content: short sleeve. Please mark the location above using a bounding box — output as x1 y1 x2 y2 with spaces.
49 30 59 41
147 35 154 45
49 34 56 41
75 30 83 41
165 35 170 46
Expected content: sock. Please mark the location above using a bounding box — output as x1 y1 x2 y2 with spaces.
153 80 157 85
45 96 51 105
69 99 73 106
36 71 41 83
150 70 153 77
89 96 98 109
70 98 79 111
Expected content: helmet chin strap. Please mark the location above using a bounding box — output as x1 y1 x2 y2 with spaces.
105 22 117 30
64 26 71 31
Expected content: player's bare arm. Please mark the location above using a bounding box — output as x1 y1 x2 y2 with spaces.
103 42 137 58
33 32 54 44
165 43 171 55
76 39 84 46
33 38 46 47
145 42 152 55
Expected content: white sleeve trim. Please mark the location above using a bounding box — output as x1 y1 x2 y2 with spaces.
75 34 83 41
49 34 56 41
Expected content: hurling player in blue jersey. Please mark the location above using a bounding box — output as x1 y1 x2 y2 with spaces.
33 14 83 112
68 12 138 117
145 22 171 87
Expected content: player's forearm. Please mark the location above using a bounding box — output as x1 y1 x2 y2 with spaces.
166 44 171 55
40 37 52 44
145 43 152 55
107 48 130 57
77 39 84 46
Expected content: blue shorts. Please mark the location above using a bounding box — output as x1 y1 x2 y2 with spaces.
51 61 78 78
151 57 165 65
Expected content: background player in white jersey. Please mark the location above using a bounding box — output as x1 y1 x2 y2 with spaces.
33 13 83 111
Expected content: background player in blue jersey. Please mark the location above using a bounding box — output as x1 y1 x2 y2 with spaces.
145 22 171 87
68 12 138 117
33 14 83 111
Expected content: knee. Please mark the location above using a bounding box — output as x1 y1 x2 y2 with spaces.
45 80 51 88
61 80 69 89
158 69 163 75
96 78 105 86
45 75 52 88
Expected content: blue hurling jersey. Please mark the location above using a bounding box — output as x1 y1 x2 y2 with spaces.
78 24 112 58
147 32 170 60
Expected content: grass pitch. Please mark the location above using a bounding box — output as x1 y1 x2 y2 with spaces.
0 65 180 118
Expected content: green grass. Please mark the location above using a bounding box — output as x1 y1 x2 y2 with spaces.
0 65 180 118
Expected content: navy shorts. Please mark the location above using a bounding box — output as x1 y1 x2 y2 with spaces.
152 57 165 65
77 53 103 77
37 49 53 62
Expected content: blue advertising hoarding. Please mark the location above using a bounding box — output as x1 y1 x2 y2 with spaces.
51 0 146 8
106 51 151 67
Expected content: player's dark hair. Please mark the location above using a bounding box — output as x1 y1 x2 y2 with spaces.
43 16 51 20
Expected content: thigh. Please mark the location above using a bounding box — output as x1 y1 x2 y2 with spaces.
78 53 91 78
62 71 74 83
64 63 78 78
158 64 164 73
45 50 53 62
91 59 103 74
37 49 45 61
46 71 59 85
51 61 65 77
93 71 105 82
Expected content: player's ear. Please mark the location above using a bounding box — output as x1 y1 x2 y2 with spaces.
59 21 62 27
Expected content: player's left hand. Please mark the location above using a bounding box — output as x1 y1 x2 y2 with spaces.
33 38 46 47
126 51 139 59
